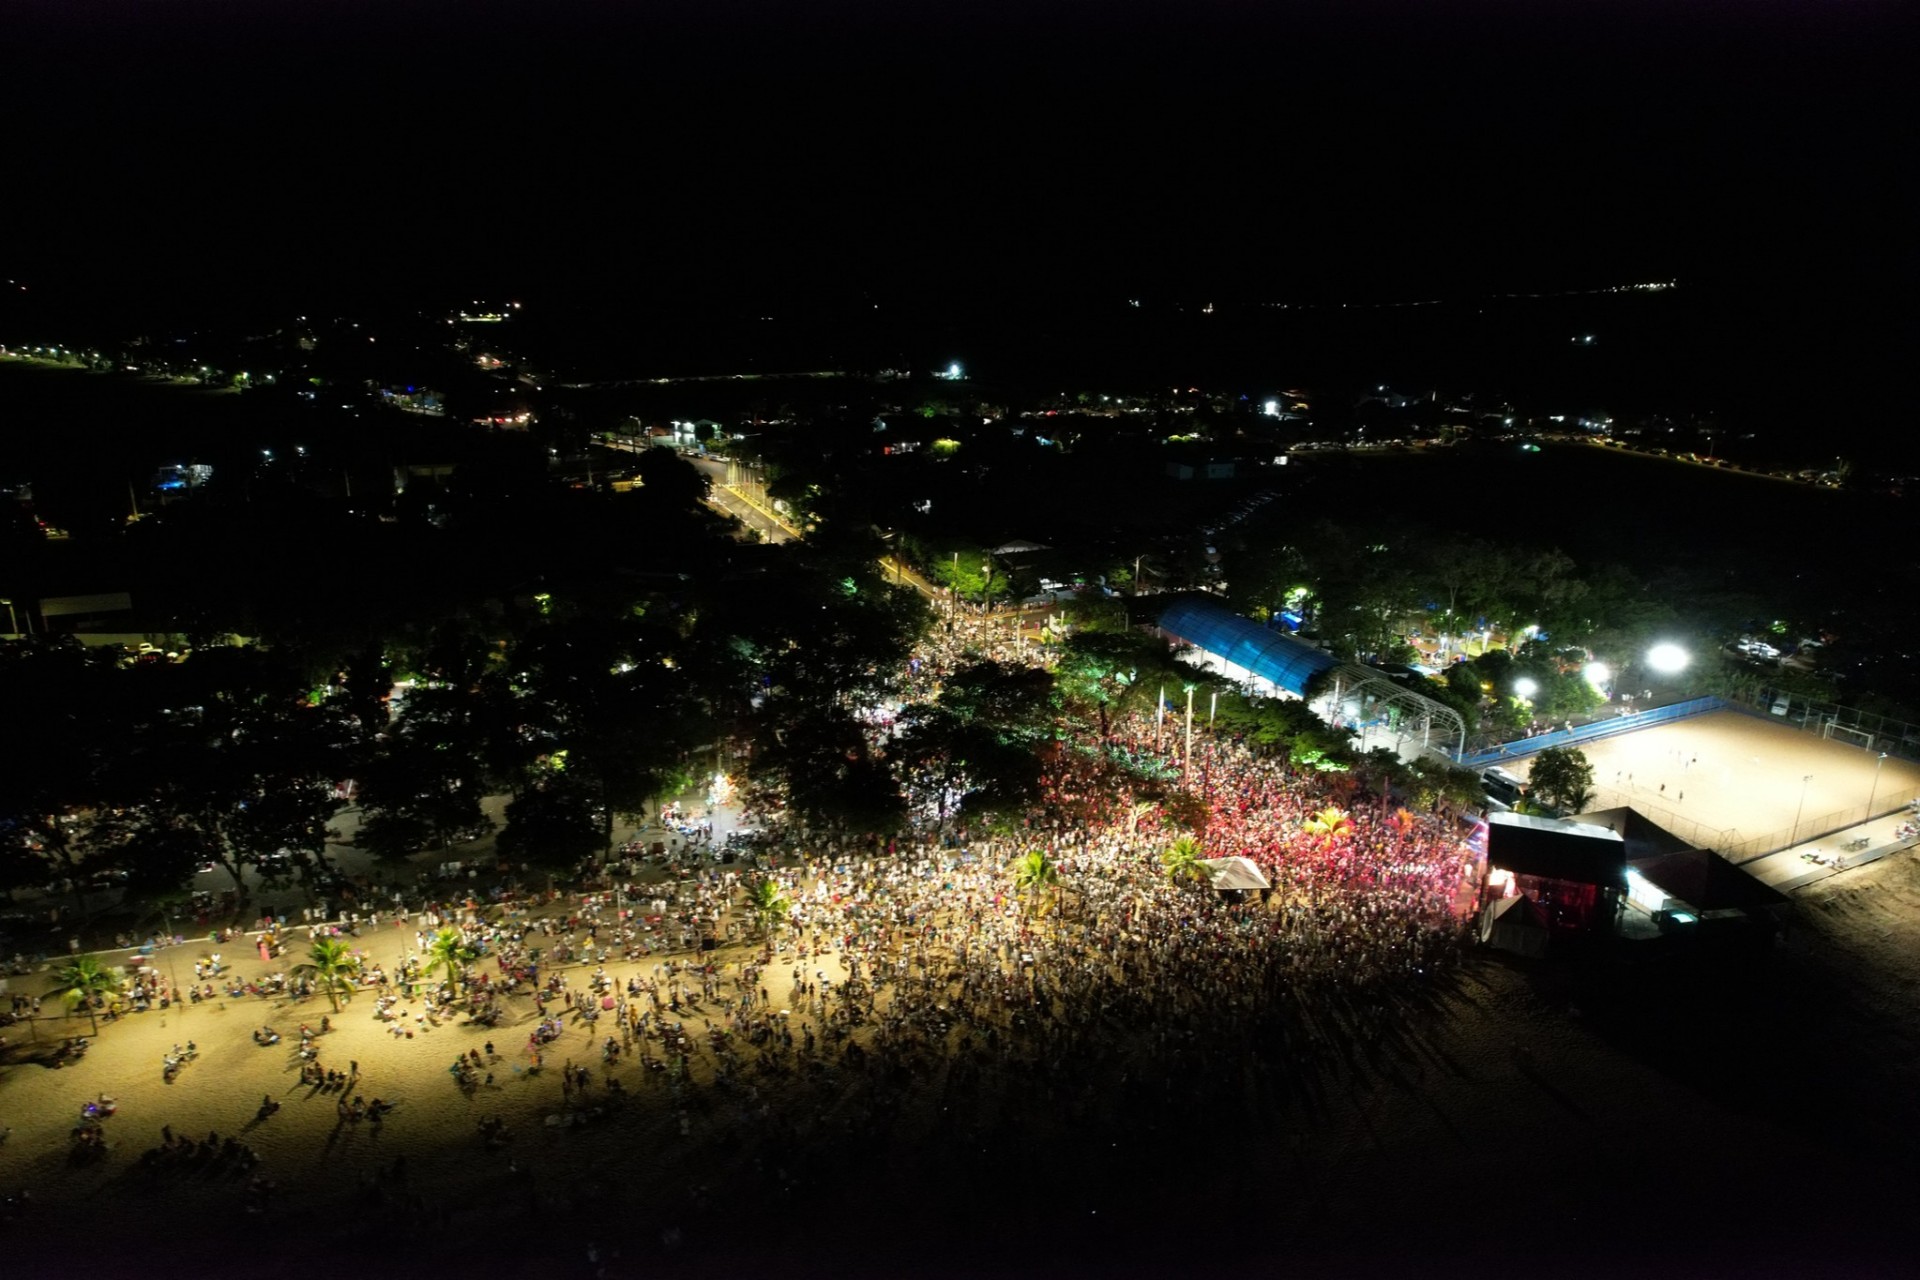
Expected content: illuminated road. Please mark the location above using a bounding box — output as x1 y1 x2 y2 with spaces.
689 456 797 544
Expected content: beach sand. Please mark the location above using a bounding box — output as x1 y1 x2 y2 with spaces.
7 853 1920 1278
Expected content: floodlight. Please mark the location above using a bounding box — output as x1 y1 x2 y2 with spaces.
1513 677 1539 700
1646 643 1690 675
1583 662 1611 687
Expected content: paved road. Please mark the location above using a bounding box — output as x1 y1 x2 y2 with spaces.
687 455 796 544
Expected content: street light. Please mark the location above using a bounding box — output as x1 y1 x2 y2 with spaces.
1792 774 1813 845
163 906 183 1014
1867 751 1889 819
1513 677 1539 701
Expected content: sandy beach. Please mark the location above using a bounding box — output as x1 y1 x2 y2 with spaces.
6 843 1920 1280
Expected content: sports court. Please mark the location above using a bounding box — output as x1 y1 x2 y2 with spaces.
1508 709 1920 861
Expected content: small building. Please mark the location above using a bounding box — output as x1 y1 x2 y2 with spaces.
1627 848 1789 953
1579 804 1790 944
1166 458 1237 481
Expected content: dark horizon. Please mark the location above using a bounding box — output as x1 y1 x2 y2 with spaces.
1 1 1912 448
4 2 1910 302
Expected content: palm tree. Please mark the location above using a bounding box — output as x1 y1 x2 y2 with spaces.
1301 805 1354 839
1010 849 1060 918
50 954 123 1036
743 877 791 937
423 926 475 998
1160 834 1208 886
293 937 362 1013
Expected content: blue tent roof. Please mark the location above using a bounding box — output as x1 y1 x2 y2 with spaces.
1158 599 1340 696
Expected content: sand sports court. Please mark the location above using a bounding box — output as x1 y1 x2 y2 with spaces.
1507 709 1920 860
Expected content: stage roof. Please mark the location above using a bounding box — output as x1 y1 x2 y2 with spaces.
1158 599 1339 697
1630 848 1790 914
1488 812 1628 890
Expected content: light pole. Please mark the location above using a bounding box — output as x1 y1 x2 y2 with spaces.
1866 751 1889 820
1184 685 1195 784
163 906 183 1013
1792 774 1813 845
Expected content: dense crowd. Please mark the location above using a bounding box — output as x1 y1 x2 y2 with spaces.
0 608 1488 1256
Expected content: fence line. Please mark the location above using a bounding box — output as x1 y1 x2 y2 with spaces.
1578 782 1920 863
1717 688 1920 766
1455 697 1728 769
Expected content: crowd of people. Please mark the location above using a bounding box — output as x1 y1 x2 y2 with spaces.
0 607 1493 1260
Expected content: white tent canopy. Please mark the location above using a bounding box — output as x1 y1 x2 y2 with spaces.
1201 856 1271 892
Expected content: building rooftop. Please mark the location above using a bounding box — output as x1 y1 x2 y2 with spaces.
1157 598 1340 697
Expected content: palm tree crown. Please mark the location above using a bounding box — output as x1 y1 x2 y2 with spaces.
1160 834 1208 885
743 878 791 935
1010 849 1061 916
1302 805 1354 839
293 936 362 1012
51 954 123 1036
424 926 475 996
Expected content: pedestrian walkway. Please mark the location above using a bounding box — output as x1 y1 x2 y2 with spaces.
1742 811 1920 892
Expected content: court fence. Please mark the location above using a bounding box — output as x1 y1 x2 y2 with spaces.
1717 688 1920 766
1454 697 1728 770
1579 781 1920 863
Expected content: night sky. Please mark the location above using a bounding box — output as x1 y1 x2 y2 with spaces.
2 2 1911 328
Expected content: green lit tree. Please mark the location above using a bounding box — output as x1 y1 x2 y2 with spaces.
1010 849 1061 918
1160 834 1208 886
1527 746 1596 813
743 877 791 937
50 954 123 1036
423 927 475 998
293 936 362 1013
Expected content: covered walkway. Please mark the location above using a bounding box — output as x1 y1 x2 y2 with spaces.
1157 598 1465 760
